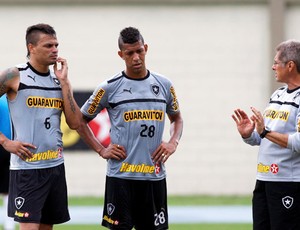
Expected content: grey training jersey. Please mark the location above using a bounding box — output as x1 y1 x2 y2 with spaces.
81 71 180 181
9 62 64 170
244 85 300 181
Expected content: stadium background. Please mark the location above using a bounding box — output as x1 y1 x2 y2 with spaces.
0 0 300 196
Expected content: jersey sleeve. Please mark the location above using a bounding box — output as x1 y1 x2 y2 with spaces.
243 131 261 146
287 108 300 152
80 81 109 120
166 83 180 115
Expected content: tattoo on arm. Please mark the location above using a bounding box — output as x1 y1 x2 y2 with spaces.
0 67 18 96
67 90 76 113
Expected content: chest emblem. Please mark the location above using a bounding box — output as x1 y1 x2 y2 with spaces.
151 84 160 96
53 78 60 86
293 92 300 100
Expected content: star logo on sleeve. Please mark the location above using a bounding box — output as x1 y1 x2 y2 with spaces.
282 196 294 209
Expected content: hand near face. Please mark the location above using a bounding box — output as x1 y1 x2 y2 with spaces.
54 57 68 84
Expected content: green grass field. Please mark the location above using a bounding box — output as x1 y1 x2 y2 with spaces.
1 195 253 230
68 195 252 206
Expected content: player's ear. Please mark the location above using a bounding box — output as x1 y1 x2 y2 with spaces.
28 43 35 56
287 60 296 72
118 50 124 59
144 44 148 53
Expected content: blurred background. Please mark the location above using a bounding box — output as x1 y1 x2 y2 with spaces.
0 0 299 197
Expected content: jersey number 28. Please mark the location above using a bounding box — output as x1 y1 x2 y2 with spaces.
140 124 155 138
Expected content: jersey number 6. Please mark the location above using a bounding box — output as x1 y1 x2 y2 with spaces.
44 117 51 129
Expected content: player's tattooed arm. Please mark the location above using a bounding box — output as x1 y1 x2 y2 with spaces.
0 67 19 97
66 89 76 113
54 58 81 129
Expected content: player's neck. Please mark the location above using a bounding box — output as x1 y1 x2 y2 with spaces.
28 60 49 74
125 69 147 79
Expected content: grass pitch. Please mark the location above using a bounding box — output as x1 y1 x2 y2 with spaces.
2 195 253 230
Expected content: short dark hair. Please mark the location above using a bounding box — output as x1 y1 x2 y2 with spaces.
118 27 144 50
25 23 56 58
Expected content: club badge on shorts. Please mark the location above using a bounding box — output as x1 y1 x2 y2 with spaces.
15 197 25 210
282 196 294 209
107 203 115 215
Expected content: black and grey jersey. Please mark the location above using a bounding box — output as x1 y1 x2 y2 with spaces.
81 70 180 181
9 62 64 170
244 85 300 181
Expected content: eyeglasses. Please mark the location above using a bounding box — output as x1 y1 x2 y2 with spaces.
273 61 287 66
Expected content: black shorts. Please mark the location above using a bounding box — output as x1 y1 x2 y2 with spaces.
253 180 300 230
102 176 168 230
8 163 70 225
0 145 10 193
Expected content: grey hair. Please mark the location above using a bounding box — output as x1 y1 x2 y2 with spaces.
276 39 300 72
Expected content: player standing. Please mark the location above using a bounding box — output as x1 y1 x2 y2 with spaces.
77 26 183 230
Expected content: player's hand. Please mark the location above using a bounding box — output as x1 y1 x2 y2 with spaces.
2 139 35 161
100 143 126 160
152 141 176 164
232 108 255 138
54 57 68 83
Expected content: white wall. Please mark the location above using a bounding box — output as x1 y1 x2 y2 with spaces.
0 4 274 195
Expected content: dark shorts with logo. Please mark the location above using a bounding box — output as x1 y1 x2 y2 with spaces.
102 176 168 230
253 180 300 230
8 163 70 225
0 145 10 193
